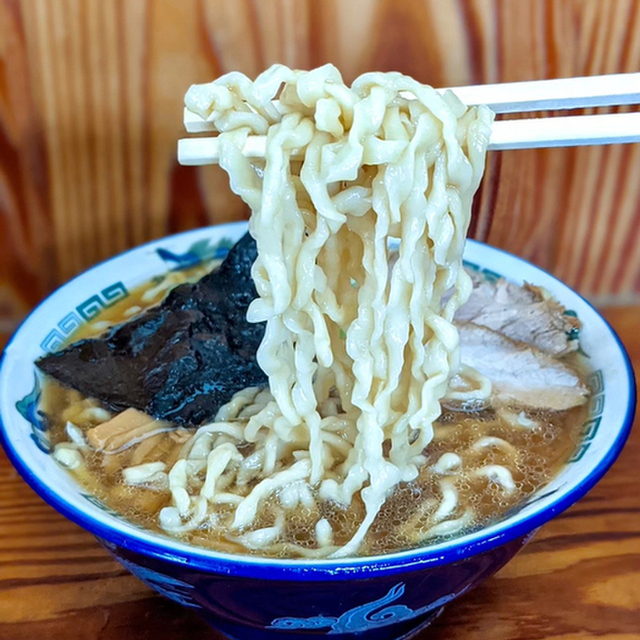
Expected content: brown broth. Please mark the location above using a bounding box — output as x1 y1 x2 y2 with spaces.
40 266 591 558
43 376 589 558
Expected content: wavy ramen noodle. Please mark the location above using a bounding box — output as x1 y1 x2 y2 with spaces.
44 66 588 559
174 65 492 556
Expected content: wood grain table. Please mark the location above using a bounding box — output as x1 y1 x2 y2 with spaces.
1 307 638 640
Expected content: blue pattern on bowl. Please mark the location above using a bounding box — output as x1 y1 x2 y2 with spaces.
156 236 234 270
103 534 527 639
39 281 129 352
15 373 49 453
268 581 460 633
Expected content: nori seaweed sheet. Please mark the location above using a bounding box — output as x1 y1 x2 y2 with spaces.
36 232 267 426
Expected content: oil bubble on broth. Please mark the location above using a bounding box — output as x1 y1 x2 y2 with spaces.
41 265 590 559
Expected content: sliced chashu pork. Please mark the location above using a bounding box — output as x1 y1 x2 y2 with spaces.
458 322 588 411
455 272 580 356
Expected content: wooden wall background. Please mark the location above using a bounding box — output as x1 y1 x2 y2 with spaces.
1 0 640 335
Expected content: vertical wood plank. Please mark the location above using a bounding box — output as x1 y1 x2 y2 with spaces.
1 0 640 333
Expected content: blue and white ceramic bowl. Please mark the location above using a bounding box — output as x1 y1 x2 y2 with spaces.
0 222 635 640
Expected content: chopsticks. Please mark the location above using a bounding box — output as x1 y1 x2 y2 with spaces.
179 73 640 165
444 72 640 114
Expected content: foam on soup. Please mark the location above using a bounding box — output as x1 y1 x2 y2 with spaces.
41 266 590 559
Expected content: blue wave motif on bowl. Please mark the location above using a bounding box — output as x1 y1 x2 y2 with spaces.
39 281 129 352
156 237 234 270
269 582 465 634
15 374 49 453
113 553 201 610
569 369 605 462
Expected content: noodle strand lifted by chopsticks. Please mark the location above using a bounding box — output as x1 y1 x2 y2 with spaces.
158 64 493 557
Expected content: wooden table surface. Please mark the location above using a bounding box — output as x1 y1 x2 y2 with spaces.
0 307 638 640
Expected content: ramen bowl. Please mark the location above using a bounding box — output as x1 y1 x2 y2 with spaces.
0 222 635 640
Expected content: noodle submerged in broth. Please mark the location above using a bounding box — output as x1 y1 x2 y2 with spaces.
44 367 588 558
186 64 493 557
43 65 590 558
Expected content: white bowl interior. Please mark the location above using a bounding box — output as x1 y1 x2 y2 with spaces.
0 221 634 568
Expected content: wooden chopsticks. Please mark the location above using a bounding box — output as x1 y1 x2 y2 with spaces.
178 72 640 165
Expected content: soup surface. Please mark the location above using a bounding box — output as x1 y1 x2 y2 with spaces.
41 264 590 558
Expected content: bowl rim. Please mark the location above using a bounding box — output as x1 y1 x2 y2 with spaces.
0 223 636 580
